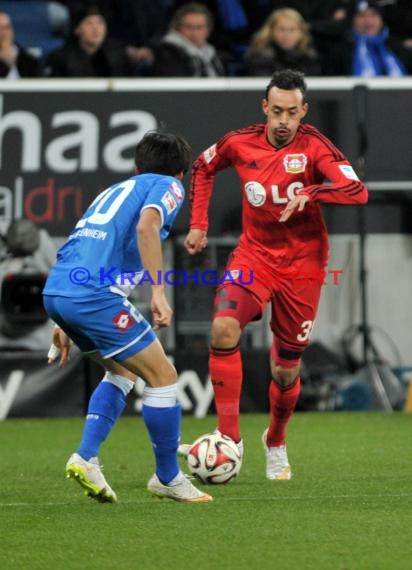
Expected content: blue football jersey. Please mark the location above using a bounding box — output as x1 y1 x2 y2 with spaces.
44 173 185 297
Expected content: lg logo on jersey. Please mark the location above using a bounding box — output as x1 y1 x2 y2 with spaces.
245 181 304 207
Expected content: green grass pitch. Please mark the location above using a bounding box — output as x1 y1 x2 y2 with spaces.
1 412 411 570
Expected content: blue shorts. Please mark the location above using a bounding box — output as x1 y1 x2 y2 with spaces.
43 293 156 362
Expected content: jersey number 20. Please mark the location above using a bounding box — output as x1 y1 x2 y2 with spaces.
75 180 135 229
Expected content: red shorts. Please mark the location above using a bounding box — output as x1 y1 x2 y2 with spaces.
213 246 325 363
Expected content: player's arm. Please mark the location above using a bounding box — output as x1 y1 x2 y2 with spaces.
280 154 368 222
299 154 368 206
186 139 232 254
137 207 172 329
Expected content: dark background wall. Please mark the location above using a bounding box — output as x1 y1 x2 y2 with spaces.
0 78 411 238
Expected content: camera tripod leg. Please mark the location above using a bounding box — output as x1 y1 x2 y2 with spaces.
367 358 393 411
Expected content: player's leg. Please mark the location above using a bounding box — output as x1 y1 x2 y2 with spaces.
178 259 269 457
66 342 176 503
76 356 135 459
177 284 258 459
76 293 211 501
209 255 271 442
263 340 301 480
118 339 212 502
209 285 262 444
207 257 271 445
65 319 210 501
45 293 203 502
264 276 322 480
50 293 149 467
75 315 183 472
122 340 182 485
68 345 178 502
177 297 247 458
43 294 134 502
65 356 136 502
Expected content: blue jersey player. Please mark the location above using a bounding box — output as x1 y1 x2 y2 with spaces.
43 131 212 503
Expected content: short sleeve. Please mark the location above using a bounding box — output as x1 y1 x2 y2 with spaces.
141 178 185 239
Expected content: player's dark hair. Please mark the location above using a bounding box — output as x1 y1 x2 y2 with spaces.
134 131 192 176
265 69 307 103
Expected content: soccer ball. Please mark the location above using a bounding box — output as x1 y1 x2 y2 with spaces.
187 432 242 484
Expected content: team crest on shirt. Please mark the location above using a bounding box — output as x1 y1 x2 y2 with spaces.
203 144 217 163
161 191 177 214
170 181 183 201
283 154 307 173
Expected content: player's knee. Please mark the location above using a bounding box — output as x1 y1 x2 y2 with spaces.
270 362 300 387
211 316 241 348
152 358 177 386
163 360 178 385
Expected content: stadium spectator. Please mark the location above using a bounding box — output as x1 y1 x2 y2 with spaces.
323 1 412 75
43 131 212 503
244 8 321 76
172 0 253 74
0 2 69 61
243 1 351 52
105 0 166 46
345 0 412 49
43 4 134 77
60 0 164 74
178 69 368 480
108 0 165 74
57 0 113 23
151 3 226 77
0 11 41 78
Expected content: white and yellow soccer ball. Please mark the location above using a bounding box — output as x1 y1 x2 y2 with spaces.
187 432 242 484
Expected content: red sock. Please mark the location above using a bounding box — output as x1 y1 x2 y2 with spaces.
209 345 242 442
267 377 301 447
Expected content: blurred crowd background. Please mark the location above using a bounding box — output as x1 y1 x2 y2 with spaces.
0 0 412 79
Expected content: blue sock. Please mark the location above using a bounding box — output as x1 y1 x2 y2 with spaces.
77 381 126 460
142 403 181 484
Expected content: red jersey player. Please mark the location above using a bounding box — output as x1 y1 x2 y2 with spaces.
179 69 368 480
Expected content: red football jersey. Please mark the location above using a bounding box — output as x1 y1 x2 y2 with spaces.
190 123 368 271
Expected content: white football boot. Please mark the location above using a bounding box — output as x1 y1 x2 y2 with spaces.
66 452 117 503
262 428 292 481
147 473 213 502
178 429 244 460
177 442 192 458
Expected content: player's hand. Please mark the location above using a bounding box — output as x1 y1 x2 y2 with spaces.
184 229 208 255
279 194 310 222
47 325 73 367
151 288 173 330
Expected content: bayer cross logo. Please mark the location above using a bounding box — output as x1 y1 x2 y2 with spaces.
283 154 307 173
112 310 135 332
